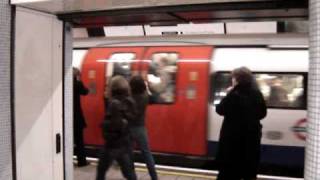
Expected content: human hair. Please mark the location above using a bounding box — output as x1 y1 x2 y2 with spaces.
109 75 130 98
73 67 80 77
231 67 256 88
130 75 146 95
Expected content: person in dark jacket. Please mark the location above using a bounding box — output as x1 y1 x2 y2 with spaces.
96 76 137 180
129 76 158 180
216 67 267 180
73 68 89 167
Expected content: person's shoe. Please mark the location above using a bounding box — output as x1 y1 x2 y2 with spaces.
77 161 89 167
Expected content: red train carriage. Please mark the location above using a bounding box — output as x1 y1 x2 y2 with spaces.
81 46 213 155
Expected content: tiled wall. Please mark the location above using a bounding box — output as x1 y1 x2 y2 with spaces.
0 0 13 179
64 22 73 180
305 0 320 179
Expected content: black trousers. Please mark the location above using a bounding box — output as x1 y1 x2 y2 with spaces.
74 127 87 164
96 146 137 180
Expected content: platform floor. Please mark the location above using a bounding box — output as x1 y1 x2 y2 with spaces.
74 162 303 180
74 163 214 180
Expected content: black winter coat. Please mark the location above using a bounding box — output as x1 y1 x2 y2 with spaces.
73 78 89 129
103 96 137 148
216 84 267 175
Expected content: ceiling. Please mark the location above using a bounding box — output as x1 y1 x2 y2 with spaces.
13 0 308 27
12 0 284 14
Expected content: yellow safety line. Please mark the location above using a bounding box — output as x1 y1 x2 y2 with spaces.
135 167 216 179
76 160 216 179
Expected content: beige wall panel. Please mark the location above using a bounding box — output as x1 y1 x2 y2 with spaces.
15 7 63 180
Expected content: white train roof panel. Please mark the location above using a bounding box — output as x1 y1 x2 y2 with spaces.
212 48 309 72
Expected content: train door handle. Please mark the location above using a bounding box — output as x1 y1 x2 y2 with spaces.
56 133 61 154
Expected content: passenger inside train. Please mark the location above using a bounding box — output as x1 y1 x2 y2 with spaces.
147 53 177 103
268 78 289 107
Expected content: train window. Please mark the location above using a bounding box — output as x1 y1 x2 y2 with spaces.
212 73 232 105
147 53 178 104
256 74 305 109
108 53 136 79
213 72 306 109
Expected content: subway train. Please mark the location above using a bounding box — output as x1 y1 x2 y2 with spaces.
73 35 308 176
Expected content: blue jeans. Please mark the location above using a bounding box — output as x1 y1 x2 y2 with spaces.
96 146 137 180
130 126 158 180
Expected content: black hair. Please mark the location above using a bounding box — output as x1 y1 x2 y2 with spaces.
130 76 146 95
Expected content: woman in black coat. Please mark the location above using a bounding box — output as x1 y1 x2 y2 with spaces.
216 67 267 180
73 68 89 166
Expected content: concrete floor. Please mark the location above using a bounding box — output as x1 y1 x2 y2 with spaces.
74 163 215 180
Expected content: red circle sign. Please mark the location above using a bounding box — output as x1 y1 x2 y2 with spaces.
292 118 307 141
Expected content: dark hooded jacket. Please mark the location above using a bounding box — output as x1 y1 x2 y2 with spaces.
216 83 267 175
103 94 137 148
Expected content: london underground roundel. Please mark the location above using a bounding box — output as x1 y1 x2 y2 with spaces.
291 118 307 141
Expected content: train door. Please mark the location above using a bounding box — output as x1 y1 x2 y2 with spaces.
142 46 213 155
81 47 144 145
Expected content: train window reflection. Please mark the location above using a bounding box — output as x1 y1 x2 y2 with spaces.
147 53 178 103
213 72 306 109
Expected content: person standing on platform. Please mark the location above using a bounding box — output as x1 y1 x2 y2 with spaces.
96 76 137 180
73 68 89 167
129 76 158 180
216 67 267 180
